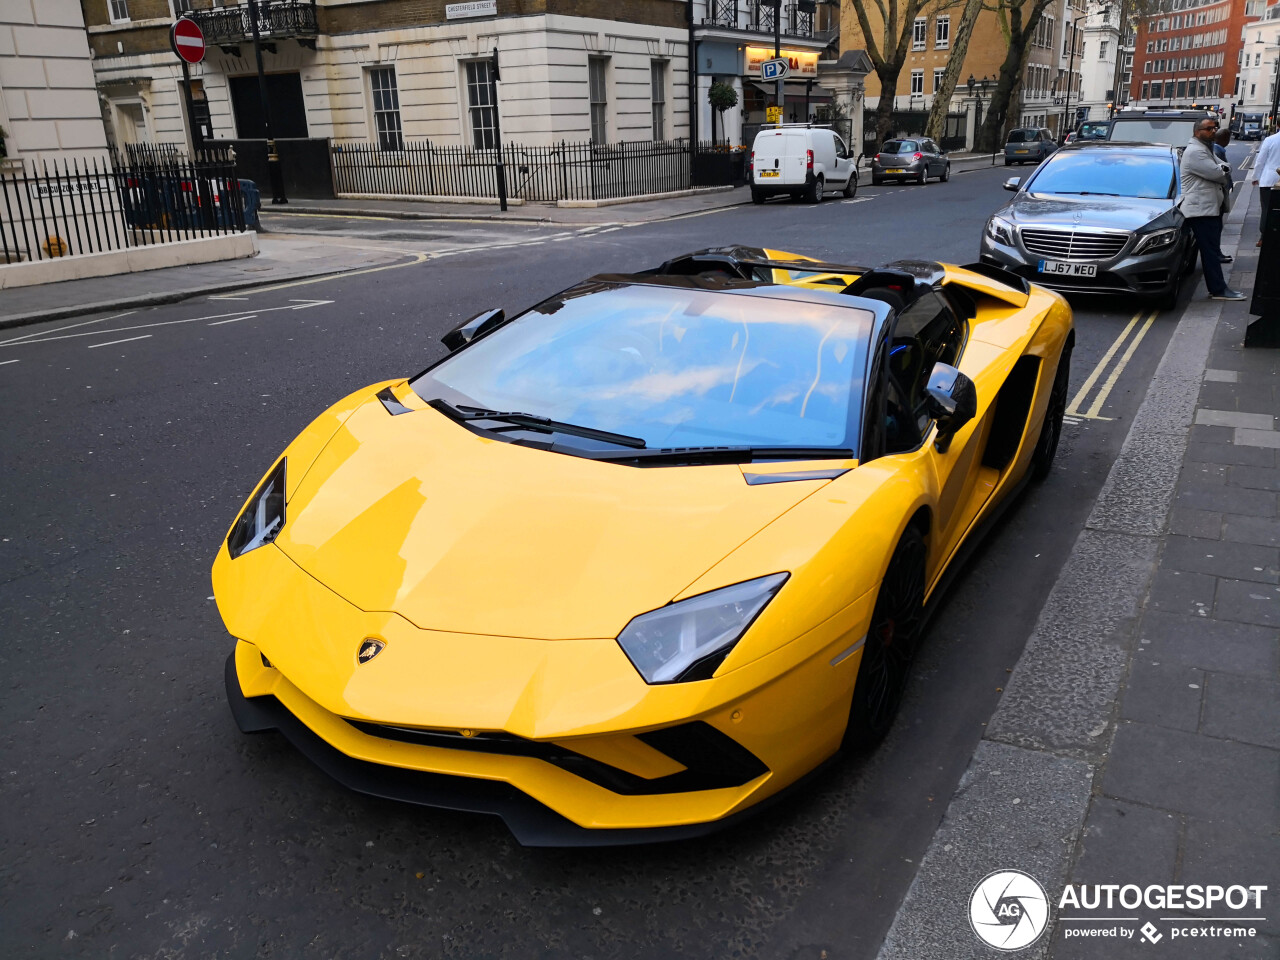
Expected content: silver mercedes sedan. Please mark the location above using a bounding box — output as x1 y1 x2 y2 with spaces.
979 142 1196 309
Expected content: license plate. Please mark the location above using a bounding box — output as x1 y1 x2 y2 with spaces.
1015 149 1029 154
1039 260 1097 277
759 170 780 178
886 168 904 174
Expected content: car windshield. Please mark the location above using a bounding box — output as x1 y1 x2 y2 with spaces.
882 140 918 153
1025 151 1176 199
1108 118 1199 145
412 283 873 453
1007 130 1035 143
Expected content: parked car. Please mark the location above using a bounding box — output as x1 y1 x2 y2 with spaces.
869 137 950 184
1004 128 1057 165
1076 120 1110 141
749 125 858 203
122 174 260 231
1105 109 1216 146
1240 121 1263 141
979 142 1195 309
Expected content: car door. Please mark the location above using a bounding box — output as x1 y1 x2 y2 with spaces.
831 132 853 184
923 139 941 175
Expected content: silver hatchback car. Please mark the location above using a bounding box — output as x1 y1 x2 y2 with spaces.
979 142 1196 308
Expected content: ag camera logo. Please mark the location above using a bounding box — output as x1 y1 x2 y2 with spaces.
970 870 1050 951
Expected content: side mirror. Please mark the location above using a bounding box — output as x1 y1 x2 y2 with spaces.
1003 177 1021 191
924 362 977 452
442 308 505 351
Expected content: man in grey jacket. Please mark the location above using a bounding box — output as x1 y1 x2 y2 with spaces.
1180 117 1246 300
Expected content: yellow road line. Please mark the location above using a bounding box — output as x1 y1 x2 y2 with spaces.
1066 310 1143 415
1084 310 1156 418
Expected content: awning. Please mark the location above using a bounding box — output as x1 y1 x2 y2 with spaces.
749 80 832 102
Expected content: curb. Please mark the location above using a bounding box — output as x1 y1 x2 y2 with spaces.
875 182 1254 959
266 205 552 224
0 259 407 331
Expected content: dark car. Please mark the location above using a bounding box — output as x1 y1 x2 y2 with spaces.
870 138 950 184
1004 128 1056 165
1105 109 1217 146
1076 120 1110 141
979 142 1196 308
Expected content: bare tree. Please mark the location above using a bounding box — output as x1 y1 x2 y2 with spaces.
976 0 1059 152
848 0 945 143
924 0 985 142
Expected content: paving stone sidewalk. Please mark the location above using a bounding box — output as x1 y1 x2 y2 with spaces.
878 180 1278 960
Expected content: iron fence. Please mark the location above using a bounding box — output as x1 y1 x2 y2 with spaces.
331 139 693 202
0 149 247 264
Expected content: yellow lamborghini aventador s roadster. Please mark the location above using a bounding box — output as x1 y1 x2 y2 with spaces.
214 246 1073 845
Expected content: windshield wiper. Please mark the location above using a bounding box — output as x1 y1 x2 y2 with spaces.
1065 191 1122 196
582 446 855 464
428 399 648 449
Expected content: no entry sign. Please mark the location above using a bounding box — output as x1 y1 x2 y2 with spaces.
170 17 206 64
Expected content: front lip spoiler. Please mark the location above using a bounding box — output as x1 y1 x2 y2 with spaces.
224 653 806 847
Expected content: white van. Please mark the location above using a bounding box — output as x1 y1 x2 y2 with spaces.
749 125 858 204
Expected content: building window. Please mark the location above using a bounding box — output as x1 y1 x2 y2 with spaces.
1152 81 1162 98
935 16 949 48
108 0 129 22
910 69 924 94
465 60 497 149
1141 81 1149 98
1100 40 1109 59
170 0 193 15
369 66 403 151
913 18 927 50
933 67 946 92
650 61 666 141
588 57 608 142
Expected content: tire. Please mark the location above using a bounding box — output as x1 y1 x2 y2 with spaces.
1004 158 1012 166
843 527 927 750
917 166 927 185
940 163 950 182
1030 343 1072 482
751 188 766 205
843 172 858 198
1156 269 1183 312
1180 232 1198 276
806 176 823 203
871 175 883 186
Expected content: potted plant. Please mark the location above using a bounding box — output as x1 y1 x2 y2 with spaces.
707 81 738 147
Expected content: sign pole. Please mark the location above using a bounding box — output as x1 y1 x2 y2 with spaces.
179 59 202 154
489 47 507 212
773 0 784 121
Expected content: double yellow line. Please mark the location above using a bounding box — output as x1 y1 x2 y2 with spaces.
1065 309 1158 421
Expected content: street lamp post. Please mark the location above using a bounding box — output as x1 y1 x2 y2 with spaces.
245 0 286 204
1061 10 1092 144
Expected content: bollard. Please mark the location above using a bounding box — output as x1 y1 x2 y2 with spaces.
1246 189 1280 346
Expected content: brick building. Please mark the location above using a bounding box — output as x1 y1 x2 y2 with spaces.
1128 0 1259 112
81 0 690 150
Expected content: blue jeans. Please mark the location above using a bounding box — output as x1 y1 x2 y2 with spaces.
1187 216 1227 295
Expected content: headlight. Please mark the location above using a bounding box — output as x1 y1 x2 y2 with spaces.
227 458 286 559
616 573 789 684
985 216 1014 245
1133 227 1178 254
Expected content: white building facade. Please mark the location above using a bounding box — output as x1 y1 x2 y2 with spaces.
1 0 109 163
84 0 691 151
1235 8 1280 124
1077 0 1121 121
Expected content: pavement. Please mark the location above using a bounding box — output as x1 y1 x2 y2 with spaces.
877 176 1279 958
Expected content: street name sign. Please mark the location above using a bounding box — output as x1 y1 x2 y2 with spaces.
760 58 791 82
170 17 206 64
446 0 497 19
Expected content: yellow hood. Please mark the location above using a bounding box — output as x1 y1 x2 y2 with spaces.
276 393 830 640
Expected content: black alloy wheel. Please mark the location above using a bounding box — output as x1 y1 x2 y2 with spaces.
1030 344 1072 481
844 527 927 750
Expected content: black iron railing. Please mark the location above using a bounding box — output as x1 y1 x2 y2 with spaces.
331 139 692 202
192 0 318 46
702 1 813 37
0 148 247 264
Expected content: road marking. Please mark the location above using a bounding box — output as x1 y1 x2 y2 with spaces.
88 334 152 349
0 311 136 347
229 251 430 295
6 300 333 348
0 358 20 366
208 296 249 301
842 196 873 204
1066 310 1141 416
1083 311 1156 418
209 315 257 326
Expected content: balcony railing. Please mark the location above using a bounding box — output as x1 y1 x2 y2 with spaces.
192 0 318 47
701 0 815 38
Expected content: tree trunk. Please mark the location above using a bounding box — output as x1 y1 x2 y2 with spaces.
873 64 903 144
925 0 985 142
978 28 1031 152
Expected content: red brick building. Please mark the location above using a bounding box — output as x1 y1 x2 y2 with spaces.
1129 0 1260 110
